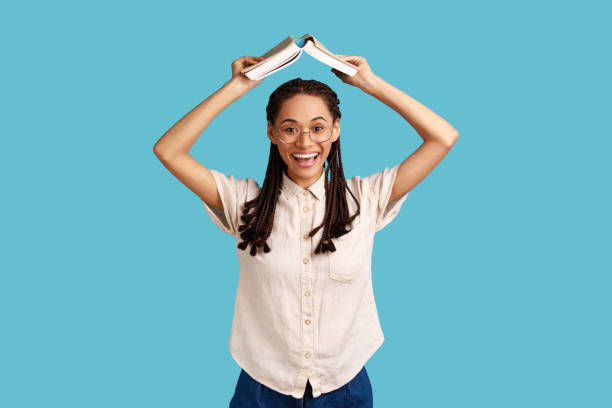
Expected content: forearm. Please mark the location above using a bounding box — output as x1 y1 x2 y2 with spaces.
153 77 247 160
362 74 459 146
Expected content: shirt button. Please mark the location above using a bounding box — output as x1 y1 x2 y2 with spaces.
302 191 308 196
303 234 309 239
304 352 311 359
304 291 310 297
305 319 311 325
303 258 309 264
303 207 309 212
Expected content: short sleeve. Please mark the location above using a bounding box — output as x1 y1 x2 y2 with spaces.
361 163 409 232
200 169 256 236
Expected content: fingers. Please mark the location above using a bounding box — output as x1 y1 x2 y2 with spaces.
337 54 364 65
233 56 265 71
236 56 265 64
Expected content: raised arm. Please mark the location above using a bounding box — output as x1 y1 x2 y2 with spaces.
153 56 265 211
331 55 459 203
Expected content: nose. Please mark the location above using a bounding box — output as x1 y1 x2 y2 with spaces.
295 129 315 147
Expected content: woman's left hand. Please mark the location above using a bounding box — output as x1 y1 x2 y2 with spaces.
331 55 378 92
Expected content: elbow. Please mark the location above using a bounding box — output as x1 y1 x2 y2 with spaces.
445 131 459 148
153 143 169 161
153 144 188 163
153 143 162 158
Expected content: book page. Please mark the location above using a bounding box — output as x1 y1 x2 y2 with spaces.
301 35 359 75
241 35 296 74
309 36 336 57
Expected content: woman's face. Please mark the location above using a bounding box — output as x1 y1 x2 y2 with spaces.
267 94 340 189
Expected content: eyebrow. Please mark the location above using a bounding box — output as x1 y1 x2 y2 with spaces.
280 116 328 125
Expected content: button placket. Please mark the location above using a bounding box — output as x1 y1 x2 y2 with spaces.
297 190 315 372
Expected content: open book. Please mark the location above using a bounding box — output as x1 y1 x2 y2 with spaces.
241 34 359 80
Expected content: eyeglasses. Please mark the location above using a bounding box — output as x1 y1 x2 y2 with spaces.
274 123 335 144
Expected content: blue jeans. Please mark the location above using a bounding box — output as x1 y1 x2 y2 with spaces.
229 366 373 408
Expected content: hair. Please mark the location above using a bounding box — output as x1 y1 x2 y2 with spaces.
236 78 360 256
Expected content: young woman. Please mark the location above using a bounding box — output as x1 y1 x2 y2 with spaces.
154 54 458 407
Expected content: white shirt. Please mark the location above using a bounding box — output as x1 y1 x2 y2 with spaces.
201 163 409 398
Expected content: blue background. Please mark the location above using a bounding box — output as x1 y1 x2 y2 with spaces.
1 0 610 407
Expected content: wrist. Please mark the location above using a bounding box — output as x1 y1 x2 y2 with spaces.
225 76 249 97
360 73 382 95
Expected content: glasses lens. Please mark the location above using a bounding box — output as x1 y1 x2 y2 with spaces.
312 124 332 142
279 125 299 143
278 124 332 143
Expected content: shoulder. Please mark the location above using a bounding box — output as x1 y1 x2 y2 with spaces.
344 163 401 201
208 169 261 198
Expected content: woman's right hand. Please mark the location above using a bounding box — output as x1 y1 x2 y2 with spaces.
230 55 266 94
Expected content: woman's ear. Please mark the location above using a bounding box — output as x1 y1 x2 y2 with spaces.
267 121 277 144
332 119 340 142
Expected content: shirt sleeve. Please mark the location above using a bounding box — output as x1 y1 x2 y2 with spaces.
360 163 410 232
200 169 254 236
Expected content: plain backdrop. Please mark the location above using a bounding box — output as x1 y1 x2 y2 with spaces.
1 0 610 407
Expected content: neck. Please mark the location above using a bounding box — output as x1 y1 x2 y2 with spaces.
285 167 325 189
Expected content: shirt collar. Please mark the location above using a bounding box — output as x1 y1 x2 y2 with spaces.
281 168 326 201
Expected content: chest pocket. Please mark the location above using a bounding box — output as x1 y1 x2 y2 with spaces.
327 214 362 283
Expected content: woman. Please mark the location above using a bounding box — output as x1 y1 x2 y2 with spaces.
154 54 458 407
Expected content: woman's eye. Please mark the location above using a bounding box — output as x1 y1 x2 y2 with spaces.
314 126 324 132
284 127 296 133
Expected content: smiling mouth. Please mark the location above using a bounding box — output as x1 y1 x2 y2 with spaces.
292 152 320 167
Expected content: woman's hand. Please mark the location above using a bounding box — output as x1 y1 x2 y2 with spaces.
230 55 266 94
331 55 378 93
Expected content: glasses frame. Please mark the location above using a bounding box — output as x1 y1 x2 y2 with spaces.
273 123 336 144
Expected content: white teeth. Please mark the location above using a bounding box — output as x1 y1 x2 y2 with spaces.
292 153 318 159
